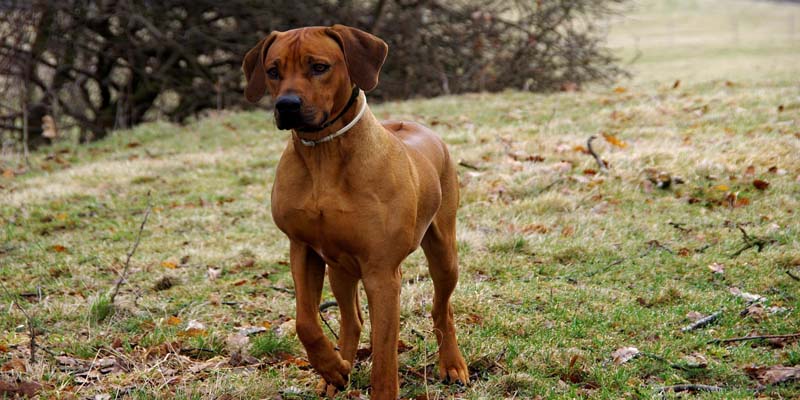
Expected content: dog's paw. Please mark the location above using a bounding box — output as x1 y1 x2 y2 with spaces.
316 378 343 398
314 357 351 390
438 349 469 385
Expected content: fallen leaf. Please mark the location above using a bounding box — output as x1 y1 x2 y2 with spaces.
611 347 640 365
207 267 222 281
708 263 725 274
0 380 42 398
686 311 706 321
277 319 296 337
397 340 412 353
280 354 310 368
238 326 267 336
729 287 765 302
753 179 769 190
466 313 484 326
745 365 800 385
186 320 206 330
51 245 68 253
602 133 627 149
165 316 182 326
2 169 14 178
1 358 26 372
179 328 207 338
613 87 627 94
672 80 681 89
161 261 178 269
680 353 708 368
714 184 730 191
561 226 575 237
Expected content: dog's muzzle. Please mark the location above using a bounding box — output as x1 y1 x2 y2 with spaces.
275 94 305 130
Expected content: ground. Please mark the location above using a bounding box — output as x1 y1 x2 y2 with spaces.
1 0 799 399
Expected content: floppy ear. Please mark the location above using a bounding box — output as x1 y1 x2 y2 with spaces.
325 25 388 92
242 33 277 103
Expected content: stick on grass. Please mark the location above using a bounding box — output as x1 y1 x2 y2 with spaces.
587 135 608 172
708 332 800 345
109 192 152 304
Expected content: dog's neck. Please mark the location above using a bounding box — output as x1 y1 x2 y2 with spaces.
290 95 389 180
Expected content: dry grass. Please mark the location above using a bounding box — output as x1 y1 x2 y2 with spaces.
1 0 799 399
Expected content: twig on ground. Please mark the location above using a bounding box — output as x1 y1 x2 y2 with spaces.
536 178 564 196
109 192 152 304
0 281 35 362
269 285 294 294
645 240 674 255
457 159 481 171
657 384 723 394
586 135 608 172
681 311 722 332
708 332 800 345
786 270 800 282
731 224 776 257
668 222 692 233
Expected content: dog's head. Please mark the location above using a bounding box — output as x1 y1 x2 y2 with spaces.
242 25 388 131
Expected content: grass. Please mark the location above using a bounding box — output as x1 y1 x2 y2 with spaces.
1 0 799 398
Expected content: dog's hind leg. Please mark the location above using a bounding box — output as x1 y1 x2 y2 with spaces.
421 175 469 384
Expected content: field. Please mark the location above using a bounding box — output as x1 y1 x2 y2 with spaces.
2 0 800 398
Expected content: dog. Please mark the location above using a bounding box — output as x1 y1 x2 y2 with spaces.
242 25 469 399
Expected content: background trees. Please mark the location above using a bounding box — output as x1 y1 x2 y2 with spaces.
0 0 626 148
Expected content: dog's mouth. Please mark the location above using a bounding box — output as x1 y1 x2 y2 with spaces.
274 109 327 131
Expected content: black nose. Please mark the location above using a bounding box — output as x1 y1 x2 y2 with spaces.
275 95 302 113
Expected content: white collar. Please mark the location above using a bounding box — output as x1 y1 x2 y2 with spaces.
298 90 367 147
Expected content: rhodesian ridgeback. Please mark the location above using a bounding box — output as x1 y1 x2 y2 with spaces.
242 25 469 398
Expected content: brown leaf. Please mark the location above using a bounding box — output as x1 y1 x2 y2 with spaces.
51 244 68 253
613 86 627 94
280 354 311 368
686 311 706 321
561 226 575 237
707 263 725 274
161 261 178 269
753 179 769 190
397 340 412 353
165 316 182 326
356 347 372 361
1 358 26 372
745 365 800 385
466 313 484 326
744 165 756 176
672 80 681 89
611 347 640 365
602 133 627 149
520 224 549 234
0 380 42 398
2 169 14 178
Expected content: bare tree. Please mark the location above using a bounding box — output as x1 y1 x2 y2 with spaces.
0 0 628 148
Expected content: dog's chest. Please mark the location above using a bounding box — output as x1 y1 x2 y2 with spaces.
271 183 399 259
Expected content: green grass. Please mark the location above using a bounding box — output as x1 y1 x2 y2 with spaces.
1 0 800 398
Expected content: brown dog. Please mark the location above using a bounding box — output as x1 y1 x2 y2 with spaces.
242 25 468 398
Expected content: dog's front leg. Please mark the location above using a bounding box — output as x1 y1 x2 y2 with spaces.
289 241 351 389
363 267 401 399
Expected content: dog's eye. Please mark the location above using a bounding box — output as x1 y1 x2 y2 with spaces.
311 63 329 75
266 67 279 80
